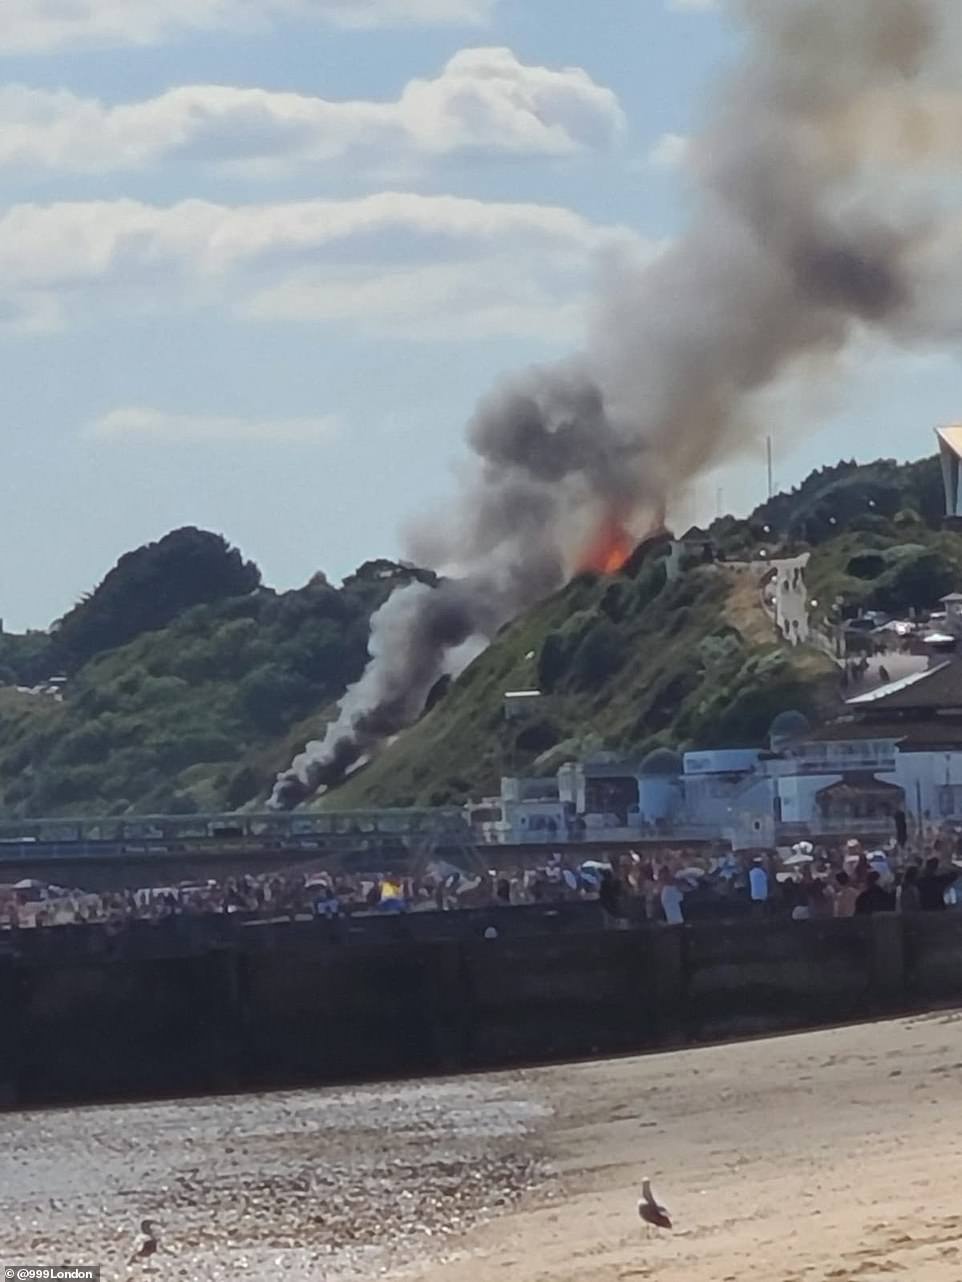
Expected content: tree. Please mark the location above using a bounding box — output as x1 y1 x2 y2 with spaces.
570 621 628 690
871 550 957 614
55 527 261 667
538 632 569 692
237 664 312 732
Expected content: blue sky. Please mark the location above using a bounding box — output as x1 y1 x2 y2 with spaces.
1 0 960 629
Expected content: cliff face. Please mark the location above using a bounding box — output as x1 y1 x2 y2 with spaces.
0 453 957 818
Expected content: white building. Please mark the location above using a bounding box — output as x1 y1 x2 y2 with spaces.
473 662 962 849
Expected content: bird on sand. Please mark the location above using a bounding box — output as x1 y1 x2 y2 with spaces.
638 1179 672 1232
128 1219 161 1266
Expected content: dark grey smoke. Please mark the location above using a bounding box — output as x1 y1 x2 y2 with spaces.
273 0 959 807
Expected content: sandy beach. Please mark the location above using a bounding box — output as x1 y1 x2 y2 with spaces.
3 1015 962 1280
419 1014 962 1282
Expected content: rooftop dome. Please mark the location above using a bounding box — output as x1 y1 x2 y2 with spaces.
769 709 811 747
639 748 683 777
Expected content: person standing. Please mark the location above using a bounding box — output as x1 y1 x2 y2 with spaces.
599 868 629 930
749 857 770 917
896 865 921 914
855 871 895 915
659 871 685 927
832 871 859 918
917 856 959 911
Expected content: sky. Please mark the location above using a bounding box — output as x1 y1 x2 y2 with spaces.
2 0 962 630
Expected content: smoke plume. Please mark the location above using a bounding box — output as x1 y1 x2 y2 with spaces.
273 0 961 807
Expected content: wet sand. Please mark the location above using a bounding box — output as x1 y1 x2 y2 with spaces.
0 1077 553 1280
4 1015 962 1280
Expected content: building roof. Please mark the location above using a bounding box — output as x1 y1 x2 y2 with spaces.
942 593 962 603
937 425 962 460
817 773 904 796
845 661 962 711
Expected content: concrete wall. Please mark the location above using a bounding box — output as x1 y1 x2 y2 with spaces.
0 912 959 1110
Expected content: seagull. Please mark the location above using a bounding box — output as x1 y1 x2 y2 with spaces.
128 1219 161 1267
638 1179 672 1232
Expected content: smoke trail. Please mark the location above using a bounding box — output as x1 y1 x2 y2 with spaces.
273 0 960 806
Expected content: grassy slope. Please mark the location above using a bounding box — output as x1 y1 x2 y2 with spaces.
0 454 954 818
330 562 837 809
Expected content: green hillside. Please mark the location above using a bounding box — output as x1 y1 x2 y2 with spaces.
0 533 433 817
331 452 960 808
327 557 836 809
0 453 958 818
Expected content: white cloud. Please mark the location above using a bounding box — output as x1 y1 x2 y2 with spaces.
667 0 718 10
243 254 592 341
0 49 624 176
1 0 497 54
0 192 645 339
647 131 690 169
87 405 340 443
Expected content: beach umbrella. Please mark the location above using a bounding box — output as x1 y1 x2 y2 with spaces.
12 878 45 890
784 852 815 866
677 867 706 880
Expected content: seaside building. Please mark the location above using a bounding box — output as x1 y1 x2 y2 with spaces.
475 662 962 850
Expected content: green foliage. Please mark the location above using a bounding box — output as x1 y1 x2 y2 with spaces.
224 765 263 810
55 527 262 668
514 718 560 754
631 562 668 614
599 581 629 623
0 452 953 818
537 632 567 692
869 549 957 614
847 553 886 580
237 664 312 732
0 631 57 686
0 549 432 817
733 455 944 548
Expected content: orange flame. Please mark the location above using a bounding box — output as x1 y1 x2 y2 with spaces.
579 516 635 575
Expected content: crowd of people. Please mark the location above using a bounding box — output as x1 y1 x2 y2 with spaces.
593 839 961 927
0 867 487 929
0 837 960 931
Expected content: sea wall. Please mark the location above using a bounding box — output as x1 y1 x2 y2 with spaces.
1 911 959 1109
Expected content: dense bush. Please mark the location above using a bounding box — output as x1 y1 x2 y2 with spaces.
0 631 56 686
537 631 568 692
570 620 629 690
0 548 435 817
55 527 261 667
870 549 957 614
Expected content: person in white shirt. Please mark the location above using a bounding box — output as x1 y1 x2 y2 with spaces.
659 871 685 926
749 858 769 916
